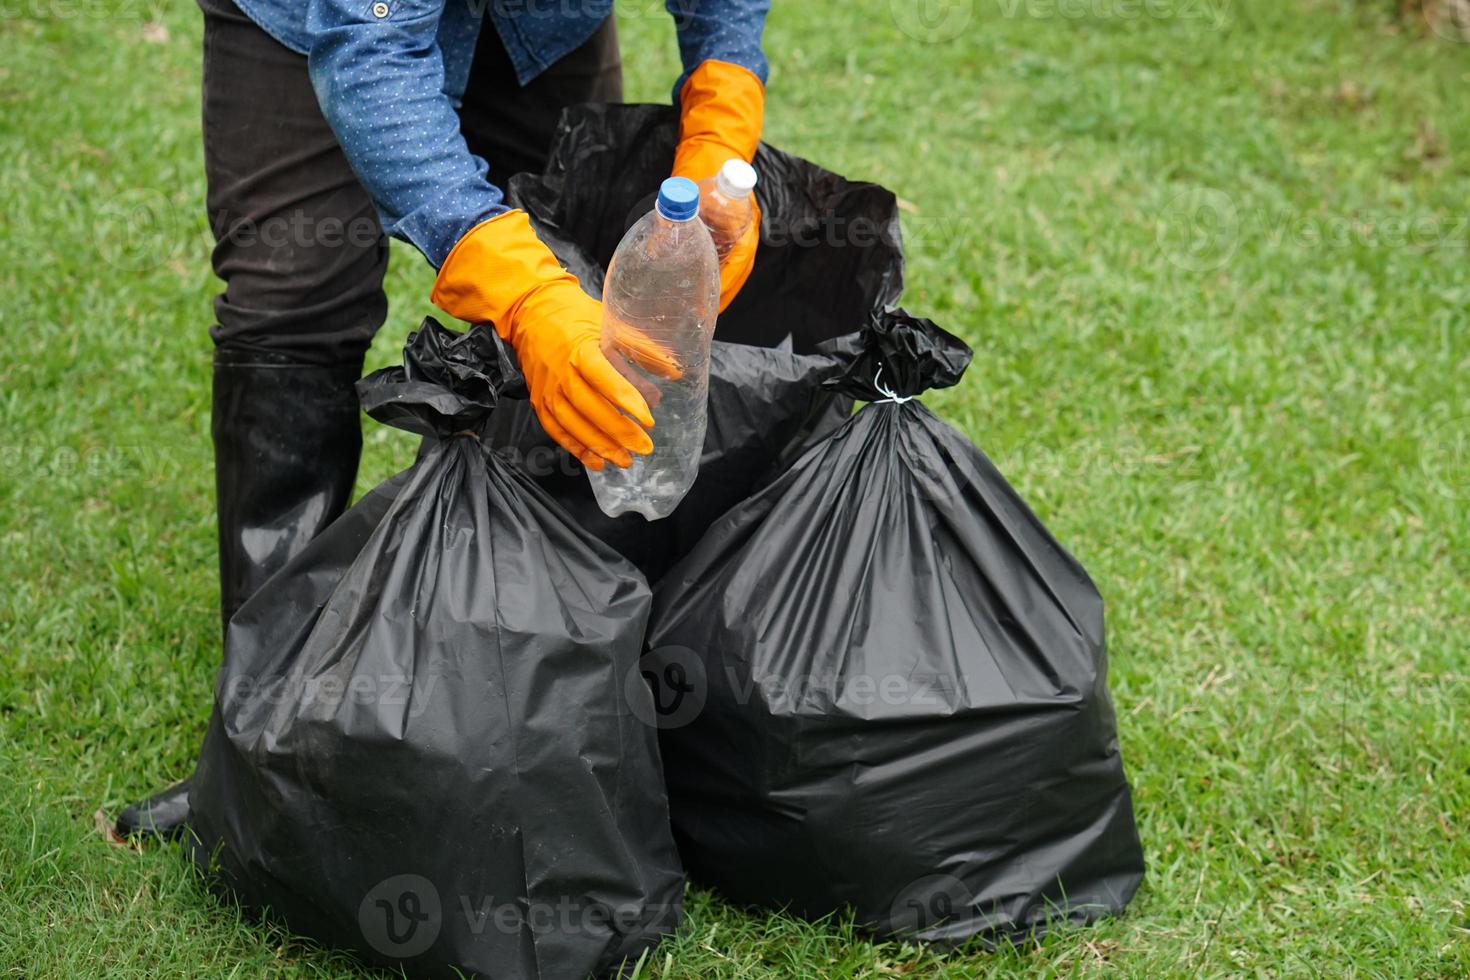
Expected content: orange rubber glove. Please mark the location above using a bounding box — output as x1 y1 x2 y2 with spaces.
430 210 654 470
671 60 765 313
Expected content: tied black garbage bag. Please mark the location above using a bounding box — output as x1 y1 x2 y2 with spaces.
484 103 909 579
644 312 1145 942
189 320 685 979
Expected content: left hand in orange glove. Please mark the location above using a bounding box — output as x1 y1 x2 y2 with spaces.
671 60 765 313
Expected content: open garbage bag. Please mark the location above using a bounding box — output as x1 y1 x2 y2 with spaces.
189 320 684 979
484 340 853 583
505 103 905 353
485 104 908 580
643 312 1145 942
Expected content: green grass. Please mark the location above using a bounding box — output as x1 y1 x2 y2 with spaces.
3 0 1469 975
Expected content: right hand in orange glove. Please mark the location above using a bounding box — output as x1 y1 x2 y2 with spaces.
430 210 654 470
672 60 766 312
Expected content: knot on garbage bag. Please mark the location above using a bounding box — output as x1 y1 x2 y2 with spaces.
822 310 973 403
357 319 526 438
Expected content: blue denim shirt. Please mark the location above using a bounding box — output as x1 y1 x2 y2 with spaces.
234 0 769 267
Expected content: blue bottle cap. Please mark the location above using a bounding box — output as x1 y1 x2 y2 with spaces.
656 177 700 222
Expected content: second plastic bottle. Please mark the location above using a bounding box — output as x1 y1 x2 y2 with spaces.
588 177 721 520
698 159 759 261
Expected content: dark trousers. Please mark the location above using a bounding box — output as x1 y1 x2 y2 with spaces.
200 0 623 625
199 0 624 366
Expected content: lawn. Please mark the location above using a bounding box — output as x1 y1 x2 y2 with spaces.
2 0 1468 975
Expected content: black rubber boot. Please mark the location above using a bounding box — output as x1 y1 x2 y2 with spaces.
114 780 193 842
211 348 365 627
114 350 364 844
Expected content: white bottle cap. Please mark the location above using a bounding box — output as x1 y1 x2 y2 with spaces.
715 159 758 199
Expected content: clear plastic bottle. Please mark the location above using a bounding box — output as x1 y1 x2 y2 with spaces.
588 177 721 520
697 160 759 262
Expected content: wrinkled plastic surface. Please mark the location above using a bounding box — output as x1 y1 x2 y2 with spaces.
491 103 907 575
189 320 685 979
487 339 852 584
507 104 905 352
645 312 1145 942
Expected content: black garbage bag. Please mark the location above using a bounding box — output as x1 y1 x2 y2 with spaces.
505 103 905 353
482 103 908 580
483 340 853 583
643 312 1145 943
189 319 685 979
